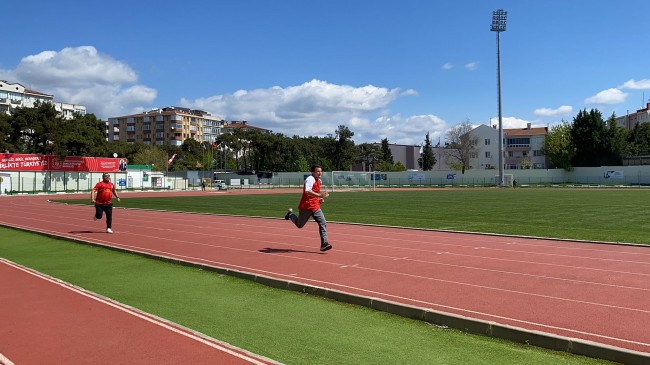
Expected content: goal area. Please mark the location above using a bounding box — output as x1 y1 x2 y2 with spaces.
330 171 376 191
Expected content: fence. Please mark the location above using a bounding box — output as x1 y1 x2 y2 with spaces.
4 166 650 195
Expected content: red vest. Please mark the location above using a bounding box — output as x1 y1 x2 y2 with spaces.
298 177 321 211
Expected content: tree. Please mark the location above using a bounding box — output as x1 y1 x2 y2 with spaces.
131 145 169 171
333 125 356 170
0 114 13 153
10 102 64 155
626 122 650 157
54 113 107 158
419 132 436 171
380 138 394 164
445 120 477 173
571 109 609 167
542 120 575 171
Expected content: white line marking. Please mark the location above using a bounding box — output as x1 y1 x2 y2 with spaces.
0 259 276 365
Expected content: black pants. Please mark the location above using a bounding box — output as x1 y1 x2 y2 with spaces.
95 204 113 229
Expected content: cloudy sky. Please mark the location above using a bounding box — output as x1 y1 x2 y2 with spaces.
2 0 649 145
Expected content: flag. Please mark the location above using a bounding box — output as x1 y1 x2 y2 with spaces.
167 153 177 165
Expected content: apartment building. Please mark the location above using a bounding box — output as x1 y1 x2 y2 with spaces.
504 124 548 169
0 80 86 119
468 123 549 170
615 101 650 130
108 106 227 146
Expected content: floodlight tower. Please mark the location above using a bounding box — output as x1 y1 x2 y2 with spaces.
491 9 507 186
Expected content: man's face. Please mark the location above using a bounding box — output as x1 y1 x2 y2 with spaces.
312 168 322 179
103 174 110 182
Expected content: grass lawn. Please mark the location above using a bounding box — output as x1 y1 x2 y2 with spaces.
62 188 650 244
0 227 614 365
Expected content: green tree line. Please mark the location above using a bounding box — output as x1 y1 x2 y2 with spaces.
543 108 650 170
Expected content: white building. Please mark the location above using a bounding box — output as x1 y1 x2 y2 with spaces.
467 123 549 170
0 80 86 120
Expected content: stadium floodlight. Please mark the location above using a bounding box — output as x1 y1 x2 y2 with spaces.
491 8 507 186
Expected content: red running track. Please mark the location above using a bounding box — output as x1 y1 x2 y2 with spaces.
0 258 278 364
1 191 650 358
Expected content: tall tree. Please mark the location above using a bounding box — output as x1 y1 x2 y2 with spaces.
333 125 356 170
571 109 609 167
445 120 477 173
542 120 575 171
420 132 436 171
380 138 394 164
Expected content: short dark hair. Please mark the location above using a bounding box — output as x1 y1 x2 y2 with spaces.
310 164 322 172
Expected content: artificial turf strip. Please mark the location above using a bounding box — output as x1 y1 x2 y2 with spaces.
0 227 613 365
61 188 650 245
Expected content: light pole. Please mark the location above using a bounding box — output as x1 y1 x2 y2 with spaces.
491 8 507 186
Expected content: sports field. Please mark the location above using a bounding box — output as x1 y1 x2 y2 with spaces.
65 188 650 245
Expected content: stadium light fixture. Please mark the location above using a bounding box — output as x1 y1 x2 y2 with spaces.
491 9 507 186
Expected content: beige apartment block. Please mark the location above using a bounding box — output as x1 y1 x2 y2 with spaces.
108 106 226 146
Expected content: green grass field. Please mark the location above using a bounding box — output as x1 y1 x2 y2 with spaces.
64 188 650 244
0 227 614 365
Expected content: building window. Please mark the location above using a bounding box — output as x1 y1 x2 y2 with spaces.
533 150 544 157
470 152 478 159
484 139 491 145
485 151 491 158
506 137 530 148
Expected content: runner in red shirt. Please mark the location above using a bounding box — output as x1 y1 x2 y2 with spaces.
91 173 121 233
284 165 332 251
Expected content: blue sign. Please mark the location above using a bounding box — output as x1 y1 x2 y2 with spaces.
118 178 127 187
447 174 456 180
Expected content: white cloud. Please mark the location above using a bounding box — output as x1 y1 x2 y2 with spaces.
489 116 537 130
618 79 650 90
533 105 573 117
584 88 627 105
0 46 156 118
465 62 478 71
183 79 417 142
441 62 454 70
354 114 448 145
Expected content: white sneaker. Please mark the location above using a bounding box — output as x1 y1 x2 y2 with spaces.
106 228 113 234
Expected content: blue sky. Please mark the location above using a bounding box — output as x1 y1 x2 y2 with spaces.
3 1 649 145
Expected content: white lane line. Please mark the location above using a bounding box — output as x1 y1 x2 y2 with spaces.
0 259 277 365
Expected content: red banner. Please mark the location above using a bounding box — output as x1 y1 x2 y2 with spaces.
0 154 128 172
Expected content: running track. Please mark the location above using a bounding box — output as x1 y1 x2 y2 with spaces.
1 190 649 363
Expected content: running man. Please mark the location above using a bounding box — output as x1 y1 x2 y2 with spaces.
91 173 121 233
285 165 332 252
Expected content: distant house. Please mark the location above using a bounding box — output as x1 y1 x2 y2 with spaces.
467 123 549 170
220 120 270 134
